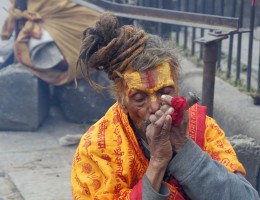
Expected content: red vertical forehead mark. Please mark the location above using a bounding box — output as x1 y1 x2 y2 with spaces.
127 89 134 97
144 70 155 89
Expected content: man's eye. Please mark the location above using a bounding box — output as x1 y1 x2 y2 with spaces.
133 94 146 103
134 97 146 103
159 90 171 96
159 87 175 96
161 91 171 95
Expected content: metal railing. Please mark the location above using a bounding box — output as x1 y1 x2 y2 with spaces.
134 0 260 104
72 0 259 116
6 0 259 112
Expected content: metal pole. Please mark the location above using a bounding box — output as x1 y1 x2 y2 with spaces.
227 0 237 78
183 0 189 49
257 41 260 95
191 0 197 56
236 0 244 85
211 0 215 15
157 0 163 36
217 0 224 69
199 0 206 59
160 0 173 39
246 0 256 91
15 0 27 39
201 41 218 117
176 0 181 45
227 34 234 78
252 41 260 105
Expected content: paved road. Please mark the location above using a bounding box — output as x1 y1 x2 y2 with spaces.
0 107 87 200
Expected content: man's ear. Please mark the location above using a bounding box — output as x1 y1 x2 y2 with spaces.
118 98 128 114
121 104 128 114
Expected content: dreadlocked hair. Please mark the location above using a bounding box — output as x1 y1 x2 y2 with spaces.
110 34 181 103
77 13 181 103
77 12 148 90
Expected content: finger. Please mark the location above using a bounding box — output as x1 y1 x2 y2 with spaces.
149 114 158 124
160 104 171 113
153 107 173 127
153 113 166 128
155 105 172 118
161 95 173 105
154 109 164 118
150 106 173 123
166 107 174 115
161 115 172 134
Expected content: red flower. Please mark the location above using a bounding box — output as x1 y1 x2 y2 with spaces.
170 96 188 127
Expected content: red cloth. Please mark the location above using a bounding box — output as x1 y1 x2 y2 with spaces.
170 96 188 127
130 179 142 199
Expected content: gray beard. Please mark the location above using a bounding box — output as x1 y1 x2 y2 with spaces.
133 119 151 140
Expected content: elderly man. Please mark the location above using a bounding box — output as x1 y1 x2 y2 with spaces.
71 13 259 199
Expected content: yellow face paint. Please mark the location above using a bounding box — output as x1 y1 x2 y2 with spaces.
123 62 175 101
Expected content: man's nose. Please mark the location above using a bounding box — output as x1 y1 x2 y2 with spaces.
149 95 160 114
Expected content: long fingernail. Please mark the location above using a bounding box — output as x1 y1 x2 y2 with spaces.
161 95 166 99
166 115 171 120
168 107 174 113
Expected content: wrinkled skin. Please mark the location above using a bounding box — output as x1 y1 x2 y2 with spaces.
124 92 189 157
159 95 189 153
123 90 189 191
121 64 190 191
146 106 174 164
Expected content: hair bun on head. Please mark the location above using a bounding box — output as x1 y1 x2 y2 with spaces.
77 12 148 89
96 13 120 44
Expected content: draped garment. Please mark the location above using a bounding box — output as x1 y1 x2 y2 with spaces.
71 103 245 199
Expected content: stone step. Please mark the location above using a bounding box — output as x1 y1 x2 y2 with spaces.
53 72 115 124
0 64 49 131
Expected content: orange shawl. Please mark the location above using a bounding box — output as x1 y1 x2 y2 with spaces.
71 103 245 199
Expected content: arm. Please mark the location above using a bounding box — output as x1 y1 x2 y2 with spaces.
160 95 258 199
135 107 175 200
167 139 259 200
145 113 173 192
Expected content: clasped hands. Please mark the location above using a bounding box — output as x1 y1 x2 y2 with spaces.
146 95 189 165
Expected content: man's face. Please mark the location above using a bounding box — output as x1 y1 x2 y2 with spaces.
122 63 177 135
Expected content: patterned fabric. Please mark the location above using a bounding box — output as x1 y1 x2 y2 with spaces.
203 117 245 174
71 103 245 199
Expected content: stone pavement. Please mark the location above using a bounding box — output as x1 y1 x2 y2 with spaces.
0 107 87 200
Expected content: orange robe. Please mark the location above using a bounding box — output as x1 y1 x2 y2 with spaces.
71 103 245 199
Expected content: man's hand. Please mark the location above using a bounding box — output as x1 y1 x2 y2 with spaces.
145 105 173 192
161 95 189 153
146 105 173 165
